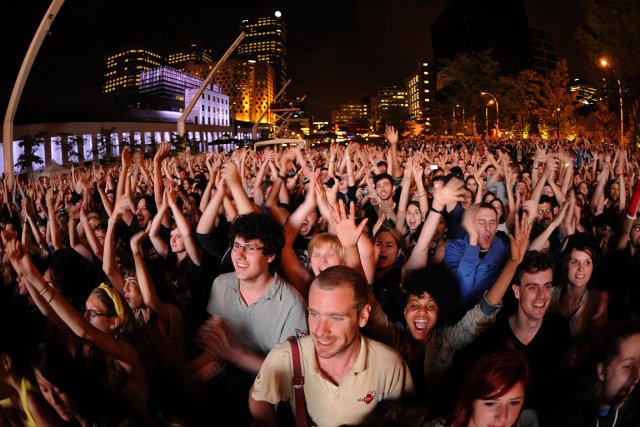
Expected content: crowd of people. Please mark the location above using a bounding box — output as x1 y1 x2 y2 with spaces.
1 126 640 427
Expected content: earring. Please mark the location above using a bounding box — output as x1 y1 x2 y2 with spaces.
599 374 605 381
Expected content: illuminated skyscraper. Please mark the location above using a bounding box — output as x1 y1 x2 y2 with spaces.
377 86 409 127
407 61 435 126
166 43 213 69
237 12 287 93
331 103 369 135
103 48 164 96
530 28 557 76
185 59 275 124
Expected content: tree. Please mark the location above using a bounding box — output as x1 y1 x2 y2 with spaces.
16 133 46 175
435 50 502 135
577 0 640 146
401 119 427 141
529 60 580 140
499 70 541 138
96 127 117 161
55 132 81 165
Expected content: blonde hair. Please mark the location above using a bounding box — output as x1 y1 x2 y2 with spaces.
307 233 346 264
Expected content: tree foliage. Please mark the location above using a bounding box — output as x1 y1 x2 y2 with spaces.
16 132 46 173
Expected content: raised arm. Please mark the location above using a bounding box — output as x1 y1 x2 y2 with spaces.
79 203 104 261
130 229 171 324
485 212 531 305
149 192 169 259
167 186 202 266
5 237 140 368
222 162 256 215
405 177 466 270
395 161 414 234
328 199 369 282
153 142 170 209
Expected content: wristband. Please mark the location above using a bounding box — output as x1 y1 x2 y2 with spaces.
430 206 446 215
277 174 286 181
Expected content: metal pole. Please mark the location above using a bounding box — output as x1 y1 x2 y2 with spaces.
617 78 624 146
485 104 489 139
3 0 65 185
251 79 291 140
177 32 245 138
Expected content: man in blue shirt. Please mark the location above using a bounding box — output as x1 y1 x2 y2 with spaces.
444 202 510 312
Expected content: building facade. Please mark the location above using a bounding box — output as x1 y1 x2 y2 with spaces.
166 43 213 69
103 48 164 97
530 28 557 76
238 12 287 93
185 85 230 127
185 59 275 125
407 61 435 127
376 86 409 128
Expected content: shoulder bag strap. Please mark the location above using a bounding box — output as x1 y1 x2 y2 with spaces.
288 336 308 427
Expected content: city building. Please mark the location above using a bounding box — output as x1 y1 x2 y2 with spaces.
530 28 557 76
166 43 213 69
407 61 435 127
570 78 598 106
431 0 533 75
185 85 230 127
376 86 409 128
103 47 164 101
237 12 287 93
331 102 369 135
185 59 275 125
139 66 208 112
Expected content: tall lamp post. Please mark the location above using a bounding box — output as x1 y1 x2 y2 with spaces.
481 91 499 136
485 100 494 139
598 57 624 146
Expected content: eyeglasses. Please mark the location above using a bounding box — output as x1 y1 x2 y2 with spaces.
232 242 265 254
538 208 553 214
84 308 110 318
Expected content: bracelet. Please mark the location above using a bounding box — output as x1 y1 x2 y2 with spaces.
430 206 446 215
277 174 286 181
38 283 50 296
415 191 427 198
47 286 56 304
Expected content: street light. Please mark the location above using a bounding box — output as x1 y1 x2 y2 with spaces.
481 91 499 136
485 100 494 139
598 57 624 146
553 107 561 142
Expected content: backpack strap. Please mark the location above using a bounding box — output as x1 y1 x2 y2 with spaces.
288 336 308 427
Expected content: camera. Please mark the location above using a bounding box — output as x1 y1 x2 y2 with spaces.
361 188 369 196
430 164 439 170
302 176 310 184
324 177 335 188
286 170 296 178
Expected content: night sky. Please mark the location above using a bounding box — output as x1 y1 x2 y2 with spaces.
1 0 589 123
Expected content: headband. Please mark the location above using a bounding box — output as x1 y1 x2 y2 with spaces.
98 283 125 324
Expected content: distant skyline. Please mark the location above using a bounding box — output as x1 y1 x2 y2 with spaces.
1 0 590 123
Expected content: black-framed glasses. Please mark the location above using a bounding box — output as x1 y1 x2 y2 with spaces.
231 242 265 254
84 308 110 318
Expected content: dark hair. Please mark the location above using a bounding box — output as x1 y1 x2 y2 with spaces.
402 266 460 328
591 321 640 375
135 195 157 216
514 251 555 285
557 233 598 289
228 212 285 265
449 166 464 180
539 194 558 208
449 349 530 427
311 265 369 312
373 173 394 186
30 341 90 408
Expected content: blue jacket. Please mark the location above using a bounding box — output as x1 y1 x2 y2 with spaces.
444 232 510 310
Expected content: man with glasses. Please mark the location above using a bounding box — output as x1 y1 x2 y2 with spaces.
192 211 307 424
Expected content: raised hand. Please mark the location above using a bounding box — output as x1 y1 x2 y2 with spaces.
432 177 466 207
328 200 368 249
508 212 532 264
385 125 399 145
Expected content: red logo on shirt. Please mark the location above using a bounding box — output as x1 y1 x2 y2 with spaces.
363 392 375 404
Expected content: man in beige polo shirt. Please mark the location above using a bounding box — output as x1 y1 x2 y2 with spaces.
249 265 414 427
